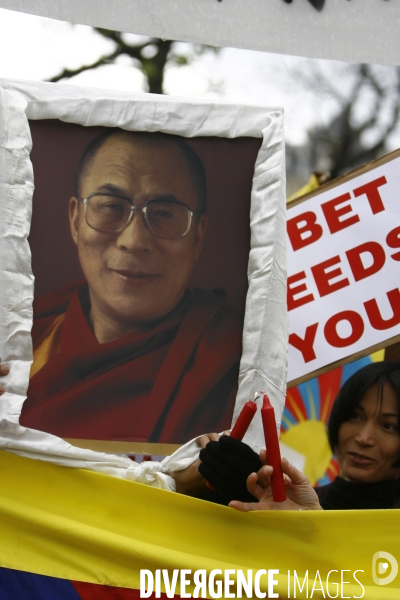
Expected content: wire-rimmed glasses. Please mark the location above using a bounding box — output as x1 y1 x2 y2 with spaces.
79 192 202 239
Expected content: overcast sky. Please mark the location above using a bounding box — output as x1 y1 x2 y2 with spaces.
1 7 399 150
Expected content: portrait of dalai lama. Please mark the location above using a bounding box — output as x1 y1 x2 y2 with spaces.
19 128 243 443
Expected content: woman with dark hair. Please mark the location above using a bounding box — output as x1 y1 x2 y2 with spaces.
315 360 400 510
200 360 400 511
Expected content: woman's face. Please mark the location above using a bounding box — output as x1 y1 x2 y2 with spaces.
336 383 400 484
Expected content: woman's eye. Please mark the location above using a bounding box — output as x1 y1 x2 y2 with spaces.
382 422 398 432
349 411 362 421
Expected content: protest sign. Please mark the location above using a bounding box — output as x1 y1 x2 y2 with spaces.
287 149 400 386
0 0 399 66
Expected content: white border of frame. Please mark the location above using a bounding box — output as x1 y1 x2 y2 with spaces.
0 78 287 471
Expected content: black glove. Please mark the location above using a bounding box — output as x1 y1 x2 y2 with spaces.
198 435 262 504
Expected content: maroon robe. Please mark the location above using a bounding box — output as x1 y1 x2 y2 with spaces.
20 284 243 443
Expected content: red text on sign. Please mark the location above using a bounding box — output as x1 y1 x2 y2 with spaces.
289 288 400 363
287 176 387 251
287 225 400 311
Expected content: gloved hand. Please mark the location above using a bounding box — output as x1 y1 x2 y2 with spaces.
198 435 262 504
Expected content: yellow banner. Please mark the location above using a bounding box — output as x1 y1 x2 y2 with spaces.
1 450 399 598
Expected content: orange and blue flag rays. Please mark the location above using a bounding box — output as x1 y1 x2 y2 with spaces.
281 386 308 432
318 457 341 486
282 378 320 431
318 368 343 425
339 355 372 387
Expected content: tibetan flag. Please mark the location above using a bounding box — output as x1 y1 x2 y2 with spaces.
1 450 400 599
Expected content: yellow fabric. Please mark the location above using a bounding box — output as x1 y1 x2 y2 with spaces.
1 451 400 597
30 313 65 377
287 173 322 203
371 349 385 362
280 420 332 486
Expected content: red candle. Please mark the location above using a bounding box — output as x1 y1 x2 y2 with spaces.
261 394 286 502
230 400 257 440
205 399 257 490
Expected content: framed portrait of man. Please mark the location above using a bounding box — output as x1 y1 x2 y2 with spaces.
0 79 287 462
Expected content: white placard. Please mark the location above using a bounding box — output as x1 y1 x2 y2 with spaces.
287 150 400 385
0 0 400 67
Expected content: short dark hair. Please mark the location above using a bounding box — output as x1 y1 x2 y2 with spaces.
327 360 400 453
74 128 207 213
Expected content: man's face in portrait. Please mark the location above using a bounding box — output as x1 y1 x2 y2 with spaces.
69 132 207 331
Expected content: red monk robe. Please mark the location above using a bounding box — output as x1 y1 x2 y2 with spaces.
20 283 243 443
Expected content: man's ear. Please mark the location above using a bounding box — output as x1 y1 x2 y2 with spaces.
69 196 80 245
194 214 208 261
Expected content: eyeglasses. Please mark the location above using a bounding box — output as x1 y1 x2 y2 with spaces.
79 193 202 239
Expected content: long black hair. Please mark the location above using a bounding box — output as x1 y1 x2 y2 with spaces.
327 360 400 454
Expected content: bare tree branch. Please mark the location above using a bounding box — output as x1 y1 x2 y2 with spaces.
307 63 400 178
48 30 173 93
49 48 122 83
